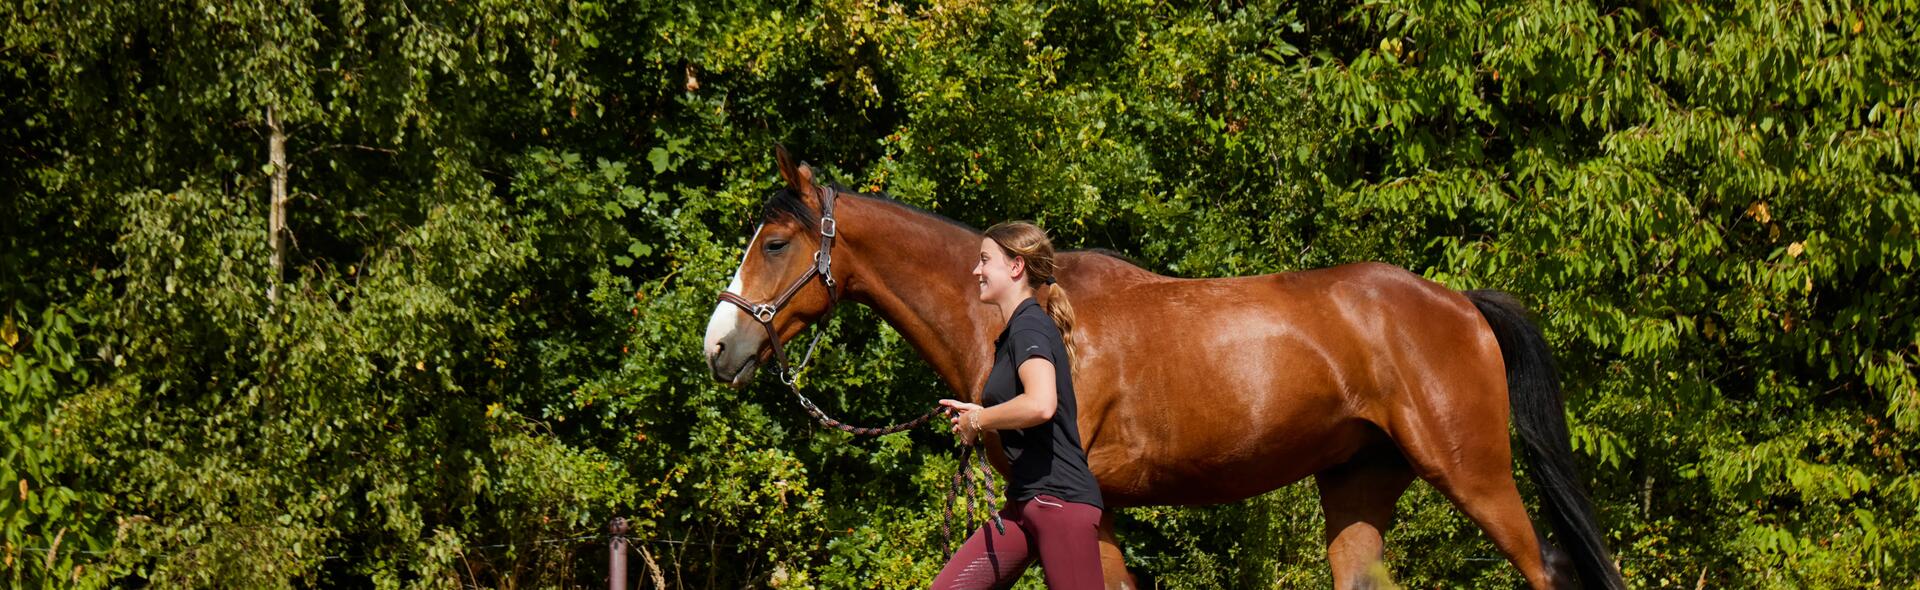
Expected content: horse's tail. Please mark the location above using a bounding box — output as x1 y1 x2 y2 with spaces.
1466 289 1626 590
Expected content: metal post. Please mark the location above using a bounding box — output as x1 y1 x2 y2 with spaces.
609 517 629 590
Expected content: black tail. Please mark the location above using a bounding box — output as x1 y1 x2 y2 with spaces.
1466 290 1626 590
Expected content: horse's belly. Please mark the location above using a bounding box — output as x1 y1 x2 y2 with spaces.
1089 389 1380 507
1102 435 1372 506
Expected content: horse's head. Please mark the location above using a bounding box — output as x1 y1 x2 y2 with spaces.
703 146 847 388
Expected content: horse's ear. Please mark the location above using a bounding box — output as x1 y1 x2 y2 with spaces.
773 144 818 202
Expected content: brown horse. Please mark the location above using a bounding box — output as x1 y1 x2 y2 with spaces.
702 149 1626 589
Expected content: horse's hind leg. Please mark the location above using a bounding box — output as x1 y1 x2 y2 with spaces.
1393 386 1559 589
1314 448 1416 590
1419 458 1559 589
1097 513 1138 590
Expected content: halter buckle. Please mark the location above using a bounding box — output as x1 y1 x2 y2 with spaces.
819 216 837 238
752 304 777 324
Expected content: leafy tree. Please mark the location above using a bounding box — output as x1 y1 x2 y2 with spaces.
3 0 1914 587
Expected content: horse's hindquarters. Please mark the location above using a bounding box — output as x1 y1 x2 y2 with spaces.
1071 263 1497 509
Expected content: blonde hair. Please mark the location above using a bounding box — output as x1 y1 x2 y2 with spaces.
984 221 1077 368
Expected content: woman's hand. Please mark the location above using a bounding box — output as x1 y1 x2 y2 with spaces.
939 399 985 445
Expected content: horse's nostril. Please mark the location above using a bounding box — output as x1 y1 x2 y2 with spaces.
712 342 725 358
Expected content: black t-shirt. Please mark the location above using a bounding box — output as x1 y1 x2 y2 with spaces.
982 297 1103 510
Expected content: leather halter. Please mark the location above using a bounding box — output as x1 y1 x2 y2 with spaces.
713 184 939 435
712 183 1000 540
716 185 842 385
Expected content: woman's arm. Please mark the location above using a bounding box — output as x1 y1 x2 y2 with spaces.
939 358 1057 443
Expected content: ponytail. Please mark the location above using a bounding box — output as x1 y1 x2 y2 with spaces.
1044 281 1078 368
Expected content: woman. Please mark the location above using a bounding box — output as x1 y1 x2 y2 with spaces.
934 221 1104 589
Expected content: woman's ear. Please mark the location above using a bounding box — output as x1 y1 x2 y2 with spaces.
1008 255 1027 283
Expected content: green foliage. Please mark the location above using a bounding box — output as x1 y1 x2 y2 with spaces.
1305 0 1920 585
3 0 1916 587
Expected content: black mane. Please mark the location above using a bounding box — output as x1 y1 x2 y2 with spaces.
1065 247 1151 270
761 183 977 235
760 186 820 232
760 183 1151 272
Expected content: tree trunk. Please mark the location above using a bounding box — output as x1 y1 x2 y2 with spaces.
267 104 288 303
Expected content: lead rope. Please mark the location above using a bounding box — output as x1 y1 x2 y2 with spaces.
941 444 1007 554
754 318 1002 554
787 373 1002 553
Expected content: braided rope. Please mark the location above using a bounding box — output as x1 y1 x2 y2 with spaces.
941 445 1005 553
768 347 1000 553
788 386 942 436
718 256 996 554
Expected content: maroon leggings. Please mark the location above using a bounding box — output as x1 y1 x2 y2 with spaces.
931 494 1104 589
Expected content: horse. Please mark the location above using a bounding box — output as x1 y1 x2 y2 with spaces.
701 147 1626 589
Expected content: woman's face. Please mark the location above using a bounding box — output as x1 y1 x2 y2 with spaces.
973 237 1025 304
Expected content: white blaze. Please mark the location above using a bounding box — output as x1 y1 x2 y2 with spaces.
703 225 762 359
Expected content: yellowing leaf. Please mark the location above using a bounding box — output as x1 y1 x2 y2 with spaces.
1787 242 1804 258
0 316 15 348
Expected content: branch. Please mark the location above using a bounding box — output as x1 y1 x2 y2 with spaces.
298 143 400 158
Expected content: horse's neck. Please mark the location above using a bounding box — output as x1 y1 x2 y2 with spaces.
838 196 996 401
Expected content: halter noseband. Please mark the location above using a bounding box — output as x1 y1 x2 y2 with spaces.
716 185 841 385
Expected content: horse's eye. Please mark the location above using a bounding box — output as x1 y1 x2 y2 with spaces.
766 240 789 252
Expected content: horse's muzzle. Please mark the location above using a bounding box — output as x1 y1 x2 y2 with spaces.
707 351 759 389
